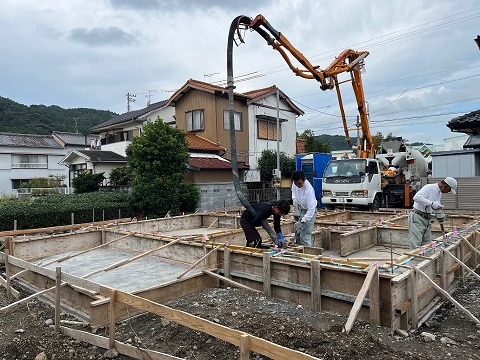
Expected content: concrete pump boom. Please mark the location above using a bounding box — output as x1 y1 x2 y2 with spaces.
242 14 375 159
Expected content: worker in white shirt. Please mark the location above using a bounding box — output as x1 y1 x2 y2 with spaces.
409 177 457 249
291 170 317 246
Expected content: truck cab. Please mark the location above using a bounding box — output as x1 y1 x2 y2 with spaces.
321 158 383 210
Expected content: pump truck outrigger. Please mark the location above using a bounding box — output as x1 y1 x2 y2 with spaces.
227 15 422 214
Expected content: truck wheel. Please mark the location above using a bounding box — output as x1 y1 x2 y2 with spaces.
370 196 380 212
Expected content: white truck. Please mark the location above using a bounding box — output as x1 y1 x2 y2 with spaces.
321 139 428 210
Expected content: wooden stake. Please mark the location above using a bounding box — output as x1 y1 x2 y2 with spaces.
311 260 322 311
415 267 480 325
224 247 231 280
55 267 61 331
109 290 117 350
240 334 249 360
369 265 380 326
5 249 11 298
262 252 271 296
410 270 418 328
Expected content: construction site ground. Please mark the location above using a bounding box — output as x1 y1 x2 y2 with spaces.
1 264 479 360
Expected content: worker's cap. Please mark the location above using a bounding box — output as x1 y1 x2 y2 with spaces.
443 177 457 194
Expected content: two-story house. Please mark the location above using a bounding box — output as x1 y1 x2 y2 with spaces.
0 132 99 195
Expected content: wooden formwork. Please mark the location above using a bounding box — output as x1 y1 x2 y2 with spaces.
1 212 479 334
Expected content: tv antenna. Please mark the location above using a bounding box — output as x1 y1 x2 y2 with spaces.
204 72 219 83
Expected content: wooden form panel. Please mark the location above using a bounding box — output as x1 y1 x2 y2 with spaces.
340 227 377 256
90 273 217 327
377 227 443 247
114 215 203 234
12 231 101 260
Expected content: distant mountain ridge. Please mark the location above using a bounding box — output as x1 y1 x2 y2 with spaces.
0 96 117 135
315 134 358 151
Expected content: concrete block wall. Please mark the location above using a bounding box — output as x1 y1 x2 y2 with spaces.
197 182 242 211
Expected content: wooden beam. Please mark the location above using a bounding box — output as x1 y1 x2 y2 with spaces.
177 246 220 279
443 248 480 281
224 247 231 279
0 284 66 313
343 265 377 334
5 249 11 297
415 267 480 325
115 290 318 359
462 236 480 256
60 326 183 360
203 270 262 294
0 218 132 237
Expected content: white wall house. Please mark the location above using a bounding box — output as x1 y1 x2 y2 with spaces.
0 133 68 196
91 100 175 156
243 86 303 182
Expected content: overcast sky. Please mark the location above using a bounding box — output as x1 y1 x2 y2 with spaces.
1 0 479 144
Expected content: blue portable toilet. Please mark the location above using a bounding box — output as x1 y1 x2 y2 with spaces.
295 153 332 208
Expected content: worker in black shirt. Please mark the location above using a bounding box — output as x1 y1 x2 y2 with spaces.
240 200 290 248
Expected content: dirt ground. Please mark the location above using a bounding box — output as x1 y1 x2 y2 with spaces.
1 265 479 360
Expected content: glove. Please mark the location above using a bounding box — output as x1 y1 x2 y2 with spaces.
436 211 446 223
277 232 285 247
294 220 305 232
431 201 443 210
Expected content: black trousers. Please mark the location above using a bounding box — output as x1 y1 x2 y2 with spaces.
239 217 262 248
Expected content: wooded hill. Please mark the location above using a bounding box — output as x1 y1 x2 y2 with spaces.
0 96 117 135
0 95 356 151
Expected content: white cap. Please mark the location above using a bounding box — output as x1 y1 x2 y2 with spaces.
443 177 457 194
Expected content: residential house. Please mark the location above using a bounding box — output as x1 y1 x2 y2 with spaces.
242 85 303 182
430 110 480 178
0 132 97 196
90 100 175 156
59 150 127 189
185 133 248 209
165 80 303 183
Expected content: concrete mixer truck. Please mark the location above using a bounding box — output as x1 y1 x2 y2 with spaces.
321 138 428 210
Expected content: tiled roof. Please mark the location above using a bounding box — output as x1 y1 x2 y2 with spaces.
0 132 63 148
188 153 249 170
75 150 127 162
185 133 226 152
92 100 168 130
52 131 98 146
165 79 249 106
242 85 304 116
447 110 480 134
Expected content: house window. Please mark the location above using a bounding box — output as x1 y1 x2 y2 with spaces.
257 120 282 141
223 111 243 131
11 154 48 168
11 179 31 189
185 109 205 131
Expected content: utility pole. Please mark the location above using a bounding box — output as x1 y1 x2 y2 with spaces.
145 90 157 106
356 115 361 158
276 87 281 200
126 93 136 112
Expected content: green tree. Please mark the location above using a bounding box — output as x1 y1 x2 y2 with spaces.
72 172 105 193
109 166 133 188
299 129 330 153
126 119 199 217
257 149 296 182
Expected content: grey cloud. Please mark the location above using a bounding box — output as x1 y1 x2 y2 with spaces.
108 0 272 12
68 27 137 46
